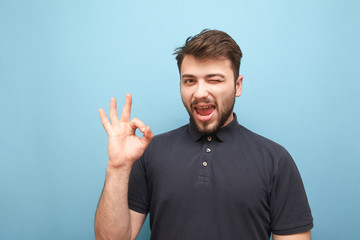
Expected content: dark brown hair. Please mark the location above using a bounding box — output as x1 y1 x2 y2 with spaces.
174 29 243 80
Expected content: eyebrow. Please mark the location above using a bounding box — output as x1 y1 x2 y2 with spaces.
181 74 196 78
207 73 225 78
181 73 225 78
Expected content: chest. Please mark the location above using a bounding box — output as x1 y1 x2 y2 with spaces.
147 141 273 214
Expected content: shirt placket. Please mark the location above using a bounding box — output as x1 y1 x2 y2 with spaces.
198 136 213 184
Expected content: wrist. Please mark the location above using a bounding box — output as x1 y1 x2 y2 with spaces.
106 164 133 175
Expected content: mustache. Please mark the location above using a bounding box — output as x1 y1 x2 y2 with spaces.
190 98 215 108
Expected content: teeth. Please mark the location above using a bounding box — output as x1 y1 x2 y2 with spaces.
196 106 212 109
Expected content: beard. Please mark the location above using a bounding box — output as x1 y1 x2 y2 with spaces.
184 93 236 136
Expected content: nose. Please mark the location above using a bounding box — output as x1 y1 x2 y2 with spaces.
193 81 209 100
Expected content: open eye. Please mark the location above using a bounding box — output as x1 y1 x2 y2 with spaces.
184 79 195 84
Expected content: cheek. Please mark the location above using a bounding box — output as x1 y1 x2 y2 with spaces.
180 93 190 109
180 89 192 103
217 90 235 106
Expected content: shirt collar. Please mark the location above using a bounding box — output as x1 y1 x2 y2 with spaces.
189 113 239 142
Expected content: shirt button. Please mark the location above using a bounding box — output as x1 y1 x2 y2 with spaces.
207 136 212 141
202 161 208 167
206 148 211 153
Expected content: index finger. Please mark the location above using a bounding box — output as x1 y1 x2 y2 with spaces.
119 93 132 122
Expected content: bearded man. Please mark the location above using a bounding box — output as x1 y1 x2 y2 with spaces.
95 29 313 240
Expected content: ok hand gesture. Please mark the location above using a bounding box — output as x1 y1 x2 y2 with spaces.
99 94 154 169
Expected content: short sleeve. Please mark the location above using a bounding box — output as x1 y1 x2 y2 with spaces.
270 149 313 235
128 156 150 214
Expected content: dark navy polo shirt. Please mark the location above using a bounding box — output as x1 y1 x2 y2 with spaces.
128 114 313 240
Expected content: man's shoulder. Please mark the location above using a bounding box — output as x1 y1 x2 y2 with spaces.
152 124 190 143
234 124 296 168
142 124 191 159
237 123 287 154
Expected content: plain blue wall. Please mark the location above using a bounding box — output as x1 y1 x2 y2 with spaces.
1 0 359 239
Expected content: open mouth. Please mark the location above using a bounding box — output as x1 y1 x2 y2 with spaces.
194 105 215 121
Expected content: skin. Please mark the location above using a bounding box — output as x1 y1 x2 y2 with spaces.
273 231 311 240
94 55 311 240
95 95 149 240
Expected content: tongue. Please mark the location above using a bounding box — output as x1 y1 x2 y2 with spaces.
196 107 214 116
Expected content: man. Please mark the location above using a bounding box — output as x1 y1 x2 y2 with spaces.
95 29 313 240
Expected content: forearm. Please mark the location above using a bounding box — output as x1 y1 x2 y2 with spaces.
96 95 153 239
95 166 133 240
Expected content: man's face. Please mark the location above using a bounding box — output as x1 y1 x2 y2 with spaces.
180 55 242 135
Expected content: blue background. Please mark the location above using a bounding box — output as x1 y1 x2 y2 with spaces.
1 0 359 239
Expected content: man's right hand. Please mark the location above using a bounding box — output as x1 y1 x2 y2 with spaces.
99 94 154 169
96 94 150 240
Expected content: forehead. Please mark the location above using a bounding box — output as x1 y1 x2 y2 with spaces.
180 55 233 77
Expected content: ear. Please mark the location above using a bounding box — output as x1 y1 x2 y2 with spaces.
235 75 243 97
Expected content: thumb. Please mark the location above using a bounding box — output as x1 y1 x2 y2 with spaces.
140 126 154 147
